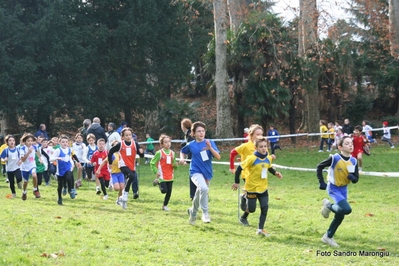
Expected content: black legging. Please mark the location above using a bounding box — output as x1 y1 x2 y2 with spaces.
57 171 74 198
120 167 138 194
98 177 109 196
7 170 22 194
159 181 173 206
245 190 269 230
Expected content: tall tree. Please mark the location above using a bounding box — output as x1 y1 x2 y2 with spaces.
213 0 234 138
297 0 320 133
389 0 399 58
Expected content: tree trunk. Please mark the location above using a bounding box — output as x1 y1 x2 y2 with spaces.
298 0 320 136
144 110 160 138
213 0 234 138
389 0 399 59
227 0 246 33
1 110 20 137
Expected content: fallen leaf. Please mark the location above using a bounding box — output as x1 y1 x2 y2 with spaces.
275 197 281 200
365 213 374 217
40 252 48 258
50 254 58 258
377 247 386 251
6 194 13 198
304 249 313 253
349 201 356 204
55 216 62 219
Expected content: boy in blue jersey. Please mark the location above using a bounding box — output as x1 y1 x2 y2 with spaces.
267 125 281 155
180 121 221 225
50 135 76 205
316 136 359 247
1 135 22 197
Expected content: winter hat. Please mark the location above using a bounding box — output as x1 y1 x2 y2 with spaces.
108 122 116 130
383 121 388 126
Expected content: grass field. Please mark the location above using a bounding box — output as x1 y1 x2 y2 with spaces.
0 142 398 265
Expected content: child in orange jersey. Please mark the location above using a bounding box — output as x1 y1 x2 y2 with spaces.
150 134 178 211
108 128 144 209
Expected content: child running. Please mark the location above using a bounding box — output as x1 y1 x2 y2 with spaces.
351 125 368 171
150 134 178 211
50 135 77 205
108 127 144 209
92 138 110 200
1 135 22 198
229 124 265 225
232 137 282 235
72 133 86 188
82 133 99 192
180 121 221 225
316 136 359 247
18 134 42 200
97 140 125 207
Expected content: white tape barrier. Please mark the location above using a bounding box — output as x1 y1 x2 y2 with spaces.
137 126 399 145
139 154 399 178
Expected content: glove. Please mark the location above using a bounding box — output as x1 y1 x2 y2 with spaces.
348 174 358 184
319 180 327 190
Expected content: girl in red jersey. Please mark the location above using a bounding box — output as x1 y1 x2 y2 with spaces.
351 125 368 171
92 138 110 200
150 134 178 211
108 128 144 209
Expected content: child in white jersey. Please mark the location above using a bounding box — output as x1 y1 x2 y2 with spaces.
150 134 178 211
1 135 22 197
381 121 394 148
18 134 42 200
72 133 86 188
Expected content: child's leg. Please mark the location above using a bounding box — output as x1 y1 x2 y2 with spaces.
57 175 64 199
257 192 269 230
43 170 50 184
65 171 74 192
357 153 363 168
99 177 107 196
37 172 43 187
32 172 38 190
163 181 173 207
319 138 325 151
191 173 209 214
7 172 16 194
189 178 196 200
326 199 352 238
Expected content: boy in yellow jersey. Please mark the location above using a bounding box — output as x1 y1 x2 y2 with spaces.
232 137 282 235
316 136 359 247
327 122 335 152
319 120 329 152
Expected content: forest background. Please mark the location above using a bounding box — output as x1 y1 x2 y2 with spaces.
1 0 399 142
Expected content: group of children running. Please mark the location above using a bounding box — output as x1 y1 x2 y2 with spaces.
0 119 371 247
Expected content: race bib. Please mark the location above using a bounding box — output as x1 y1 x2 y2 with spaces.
200 150 209 161
126 148 131 156
11 153 17 160
98 158 103 165
261 166 268 179
166 155 171 164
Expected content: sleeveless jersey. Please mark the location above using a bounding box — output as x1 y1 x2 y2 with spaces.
73 142 85 162
118 141 137 170
1 147 20 172
57 147 72 176
110 153 121 174
87 144 98 162
327 154 357 186
157 149 174 181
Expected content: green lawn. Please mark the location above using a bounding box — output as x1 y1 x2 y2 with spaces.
0 144 398 265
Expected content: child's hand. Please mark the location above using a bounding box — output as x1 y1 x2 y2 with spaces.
92 162 97 167
28 147 34 153
275 172 282 179
179 159 187 165
229 168 235 174
231 183 239 190
319 180 327 190
95 170 100 176
156 172 160 177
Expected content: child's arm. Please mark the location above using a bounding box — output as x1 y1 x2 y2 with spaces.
82 146 90 163
348 165 360 184
107 143 121 164
229 149 239 173
150 151 161 175
231 165 243 190
172 151 178 169
20 147 33 163
316 156 333 190
268 167 282 179
96 157 109 175
205 140 221 160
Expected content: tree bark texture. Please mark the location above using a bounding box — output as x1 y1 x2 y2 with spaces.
389 0 399 59
213 0 234 138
